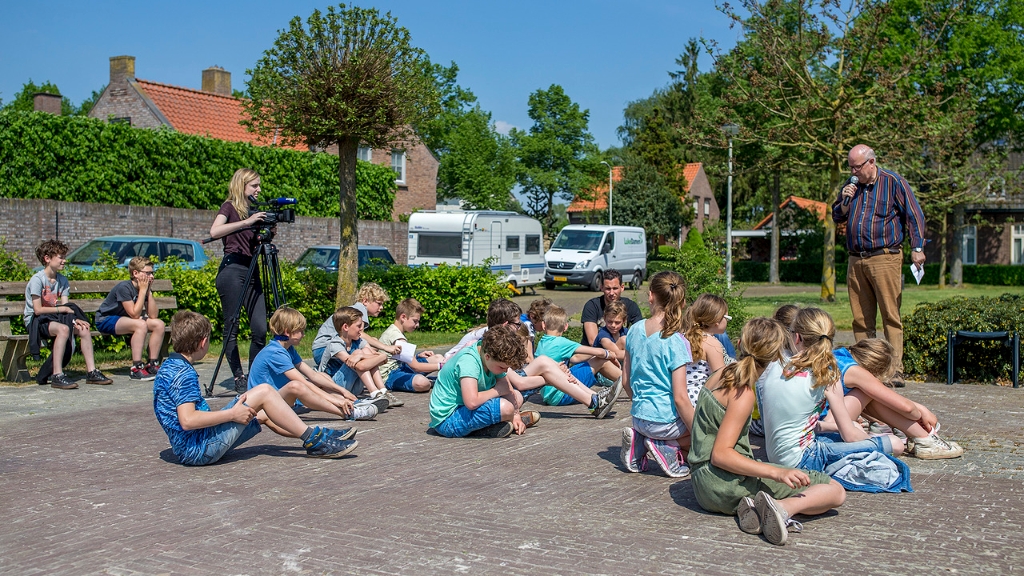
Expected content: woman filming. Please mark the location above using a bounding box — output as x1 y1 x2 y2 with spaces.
209 168 269 394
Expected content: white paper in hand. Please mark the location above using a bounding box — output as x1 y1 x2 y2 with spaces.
912 263 925 285
394 341 417 364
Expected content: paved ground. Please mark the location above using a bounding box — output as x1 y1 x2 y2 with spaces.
1 355 1022 575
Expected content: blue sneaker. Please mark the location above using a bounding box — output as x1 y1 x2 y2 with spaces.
303 427 358 458
327 427 357 441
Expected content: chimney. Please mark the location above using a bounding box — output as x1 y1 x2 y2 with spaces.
33 92 62 115
110 55 136 83
202 66 232 96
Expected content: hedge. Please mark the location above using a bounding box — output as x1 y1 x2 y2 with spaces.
904 294 1024 383
0 110 396 220
731 261 945 285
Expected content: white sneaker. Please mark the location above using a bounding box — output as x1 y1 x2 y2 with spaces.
912 425 964 459
350 403 378 421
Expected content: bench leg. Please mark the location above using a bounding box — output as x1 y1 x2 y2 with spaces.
946 331 955 385
0 339 31 383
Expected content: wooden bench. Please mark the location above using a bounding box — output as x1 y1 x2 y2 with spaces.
0 279 177 382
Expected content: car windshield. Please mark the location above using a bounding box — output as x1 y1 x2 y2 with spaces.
67 240 134 265
296 248 339 269
359 249 395 266
551 230 605 251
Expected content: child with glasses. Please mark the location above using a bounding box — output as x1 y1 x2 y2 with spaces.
683 294 734 407
95 256 166 380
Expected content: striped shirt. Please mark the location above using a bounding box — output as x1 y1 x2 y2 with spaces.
831 167 926 254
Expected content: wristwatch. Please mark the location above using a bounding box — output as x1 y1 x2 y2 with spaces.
912 247 923 253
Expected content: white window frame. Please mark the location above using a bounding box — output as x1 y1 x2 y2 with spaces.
357 145 372 162
391 150 406 184
962 225 977 265
704 198 711 217
1013 225 1024 265
693 198 699 220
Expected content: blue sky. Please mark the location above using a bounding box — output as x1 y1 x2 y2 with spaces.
1 0 741 150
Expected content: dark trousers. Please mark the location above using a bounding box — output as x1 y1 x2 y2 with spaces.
216 260 267 378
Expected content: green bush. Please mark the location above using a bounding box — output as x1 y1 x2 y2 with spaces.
962 265 1024 286
0 236 31 282
0 110 396 220
731 260 942 285
903 294 1024 382
670 230 747 338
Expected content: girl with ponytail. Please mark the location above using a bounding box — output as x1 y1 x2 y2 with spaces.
757 308 904 477
689 318 846 546
683 294 734 406
620 271 693 478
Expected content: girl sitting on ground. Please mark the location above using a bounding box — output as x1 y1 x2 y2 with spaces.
683 294 734 407
689 317 846 546
819 338 963 460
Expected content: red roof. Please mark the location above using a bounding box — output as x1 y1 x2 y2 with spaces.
753 195 831 230
135 79 306 151
567 163 702 213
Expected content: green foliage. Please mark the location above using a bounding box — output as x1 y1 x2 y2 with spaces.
0 237 31 282
903 294 1024 382
670 230 747 338
2 79 77 116
359 264 512 332
962 265 1024 286
0 110 395 220
512 85 602 237
612 162 689 247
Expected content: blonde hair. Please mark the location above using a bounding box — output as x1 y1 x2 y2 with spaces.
603 300 627 323
395 298 424 319
542 305 569 333
785 307 839 388
356 282 389 304
332 306 364 333
683 293 728 363
170 310 211 355
227 168 260 219
648 270 686 338
128 256 153 276
848 338 898 383
269 306 306 336
717 318 788 394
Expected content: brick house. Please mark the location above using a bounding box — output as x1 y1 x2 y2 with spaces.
88 55 438 220
566 162 719 237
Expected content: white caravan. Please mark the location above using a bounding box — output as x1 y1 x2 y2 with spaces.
407 210 545 293
544 224 647 291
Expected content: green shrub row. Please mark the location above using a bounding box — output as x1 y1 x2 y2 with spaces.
961 265 1024 286
903 294 1024 383
731 261 947 285
0 110 396 220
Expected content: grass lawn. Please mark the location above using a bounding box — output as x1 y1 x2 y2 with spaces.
11 329 467 384
740 283 1024 331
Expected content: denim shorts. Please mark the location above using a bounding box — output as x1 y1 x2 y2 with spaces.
385 365 418 392
433 397 502 438
188 396 262 466
632 415 687 441
95 315 120 335
797 434 892 473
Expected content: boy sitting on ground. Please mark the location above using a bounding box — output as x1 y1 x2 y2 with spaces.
316 306 396 406
312 282 403 407
249 307 382 422
534 305 622 407
378 298 442 394
94 256 166 381
23 239 112 389
153 310 358 464
429 325 540 438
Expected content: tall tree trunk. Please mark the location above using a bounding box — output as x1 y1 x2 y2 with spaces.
938 211 948 288
951 203 964 287
770 171 781 284
335 137 360 308
821 160 840 302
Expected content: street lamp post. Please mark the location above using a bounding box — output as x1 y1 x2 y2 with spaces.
721 123 739 290
600 161 613 225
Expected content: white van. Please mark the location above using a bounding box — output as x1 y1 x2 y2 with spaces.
407 210 545 292
544 225 647 291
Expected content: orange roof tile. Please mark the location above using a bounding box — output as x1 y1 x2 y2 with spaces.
567 163 702 213
753 195 830 230
135 79 306 151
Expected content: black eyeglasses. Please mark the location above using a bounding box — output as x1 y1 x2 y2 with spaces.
849 158 870 172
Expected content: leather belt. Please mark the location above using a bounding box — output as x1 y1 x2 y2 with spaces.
850 247 901 258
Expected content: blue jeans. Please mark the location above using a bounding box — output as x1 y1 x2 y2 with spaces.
433 398 502 438
797 434 892 473
188 396 262 466
317 351 364 395
385 357 433 392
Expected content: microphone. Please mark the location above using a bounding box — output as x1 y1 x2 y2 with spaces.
842 176 859 206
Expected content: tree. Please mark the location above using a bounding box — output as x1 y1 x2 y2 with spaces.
686 0 970 301
244 4 440 306
511 85 601 238
612 161 689 254
2 80 76 115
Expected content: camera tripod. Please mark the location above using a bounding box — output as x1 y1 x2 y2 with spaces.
204 240 287 397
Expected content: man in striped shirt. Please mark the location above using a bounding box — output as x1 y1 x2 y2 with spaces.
831 144 926 386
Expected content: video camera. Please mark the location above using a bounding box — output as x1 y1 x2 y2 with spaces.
250 197 297 243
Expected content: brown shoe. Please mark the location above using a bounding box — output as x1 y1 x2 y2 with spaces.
520 410 541 429
888 372 906 388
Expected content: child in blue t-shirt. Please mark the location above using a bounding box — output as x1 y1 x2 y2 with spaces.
248 307 381 421
621 271 694 479
595 300 629 361
152 311 358 464
534 305 622 406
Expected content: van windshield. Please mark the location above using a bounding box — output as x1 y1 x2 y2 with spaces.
552 230 605 251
